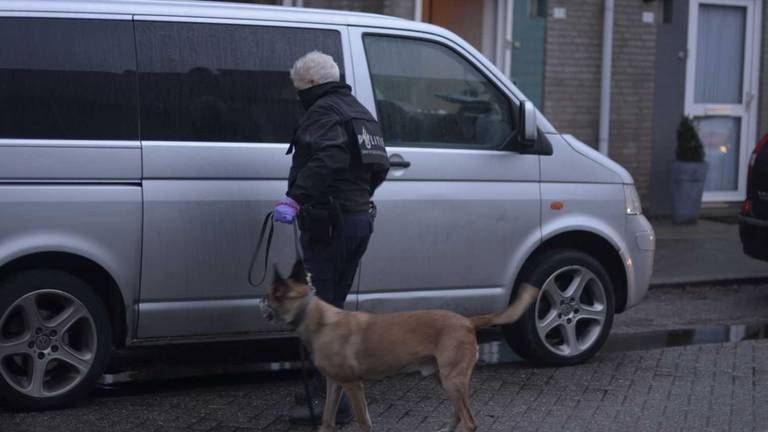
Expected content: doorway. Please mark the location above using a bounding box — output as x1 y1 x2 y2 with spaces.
422 0 547 108
685 0 763 202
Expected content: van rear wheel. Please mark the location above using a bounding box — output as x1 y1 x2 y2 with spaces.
0 270 111 410
504 249 615 366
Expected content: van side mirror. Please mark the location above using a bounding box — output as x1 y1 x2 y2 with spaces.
517 100 538 147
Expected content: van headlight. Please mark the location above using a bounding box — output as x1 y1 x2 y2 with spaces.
624 184 642 215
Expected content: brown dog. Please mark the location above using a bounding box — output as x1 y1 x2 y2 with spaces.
264 260 539 432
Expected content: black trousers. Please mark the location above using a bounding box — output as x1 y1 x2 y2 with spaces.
296 211 372 412
299 211 373 309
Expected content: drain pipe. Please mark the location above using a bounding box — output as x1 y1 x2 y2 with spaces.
598 0 614 156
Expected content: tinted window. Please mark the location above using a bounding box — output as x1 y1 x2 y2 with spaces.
136 22 344 142
0 18 138 140
364 35 514 150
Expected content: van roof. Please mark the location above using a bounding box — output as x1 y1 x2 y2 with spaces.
1 0 459 53
0 0 414 26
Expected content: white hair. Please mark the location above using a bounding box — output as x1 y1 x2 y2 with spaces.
290 51 340 90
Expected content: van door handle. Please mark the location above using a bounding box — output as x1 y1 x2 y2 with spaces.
388 155 411 169
390 160 411 168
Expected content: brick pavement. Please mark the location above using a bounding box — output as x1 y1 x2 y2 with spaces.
3 340 768 432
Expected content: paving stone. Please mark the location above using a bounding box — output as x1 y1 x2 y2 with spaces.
4 340 768 431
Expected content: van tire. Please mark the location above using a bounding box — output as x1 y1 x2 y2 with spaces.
0 270 111 410
504 249 615 367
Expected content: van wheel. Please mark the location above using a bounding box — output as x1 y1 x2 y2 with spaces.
0 270 111 410
504 250 615 367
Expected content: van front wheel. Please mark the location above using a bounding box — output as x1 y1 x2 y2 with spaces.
0 270 111 410
504 250 615 367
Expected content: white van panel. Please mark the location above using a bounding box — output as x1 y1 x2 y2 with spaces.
541 134 626 184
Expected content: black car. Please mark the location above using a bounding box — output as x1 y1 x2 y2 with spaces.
740 133 768 261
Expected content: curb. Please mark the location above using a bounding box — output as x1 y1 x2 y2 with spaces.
650 276 768 289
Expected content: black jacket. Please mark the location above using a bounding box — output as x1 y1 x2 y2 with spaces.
287 82 389 212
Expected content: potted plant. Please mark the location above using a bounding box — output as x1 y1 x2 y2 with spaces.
671 116 708 224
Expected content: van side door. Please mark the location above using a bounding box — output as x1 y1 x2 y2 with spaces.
349 28 542 316
134 17 352 339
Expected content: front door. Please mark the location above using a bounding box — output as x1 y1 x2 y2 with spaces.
685 0 762 202
348 28 541 316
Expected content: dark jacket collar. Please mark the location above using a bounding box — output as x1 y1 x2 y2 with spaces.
297 81 351 111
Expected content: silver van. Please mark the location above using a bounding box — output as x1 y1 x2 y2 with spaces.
0 0 655 410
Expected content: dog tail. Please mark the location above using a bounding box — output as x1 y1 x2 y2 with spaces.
470 283 539 329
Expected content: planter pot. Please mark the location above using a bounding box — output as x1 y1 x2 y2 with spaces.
671 161 708 224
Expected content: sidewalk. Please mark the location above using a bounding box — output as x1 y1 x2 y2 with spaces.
651 217 768 286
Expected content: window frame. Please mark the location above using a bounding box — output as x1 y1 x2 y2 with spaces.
360 30 521 151
133 14 353 144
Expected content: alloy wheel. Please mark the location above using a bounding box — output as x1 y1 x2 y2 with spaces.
0 289 97 398
534 265 607 357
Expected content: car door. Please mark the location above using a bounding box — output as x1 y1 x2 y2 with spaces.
349 28 542 316
134 17 352 339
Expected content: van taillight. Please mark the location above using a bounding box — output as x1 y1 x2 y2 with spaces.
749 134 768 185
741 199 752 216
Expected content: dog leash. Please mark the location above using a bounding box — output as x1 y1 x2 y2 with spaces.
247 211 302 287
248 211 318 427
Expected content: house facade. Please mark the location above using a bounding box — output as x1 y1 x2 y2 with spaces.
243 0 765 216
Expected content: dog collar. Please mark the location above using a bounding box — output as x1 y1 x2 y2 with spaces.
287 292 315 329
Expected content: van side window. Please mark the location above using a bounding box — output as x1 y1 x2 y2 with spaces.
363 35 514 150
0 18 138 140
136 22 344 143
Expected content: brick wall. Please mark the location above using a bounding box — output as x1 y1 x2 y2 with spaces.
608 1 661 201
543 0 659 202
542 0 603 148
382 0 415 19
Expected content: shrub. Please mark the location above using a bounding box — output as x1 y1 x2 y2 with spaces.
676 116 705 162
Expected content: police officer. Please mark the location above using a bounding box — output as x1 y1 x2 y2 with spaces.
273 51 389 426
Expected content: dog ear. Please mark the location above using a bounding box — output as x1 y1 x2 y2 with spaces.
272 265 289 298
289 259 308 284
272 264 284 285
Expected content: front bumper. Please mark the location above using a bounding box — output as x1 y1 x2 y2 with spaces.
623 215 655 310
739 215 768 261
